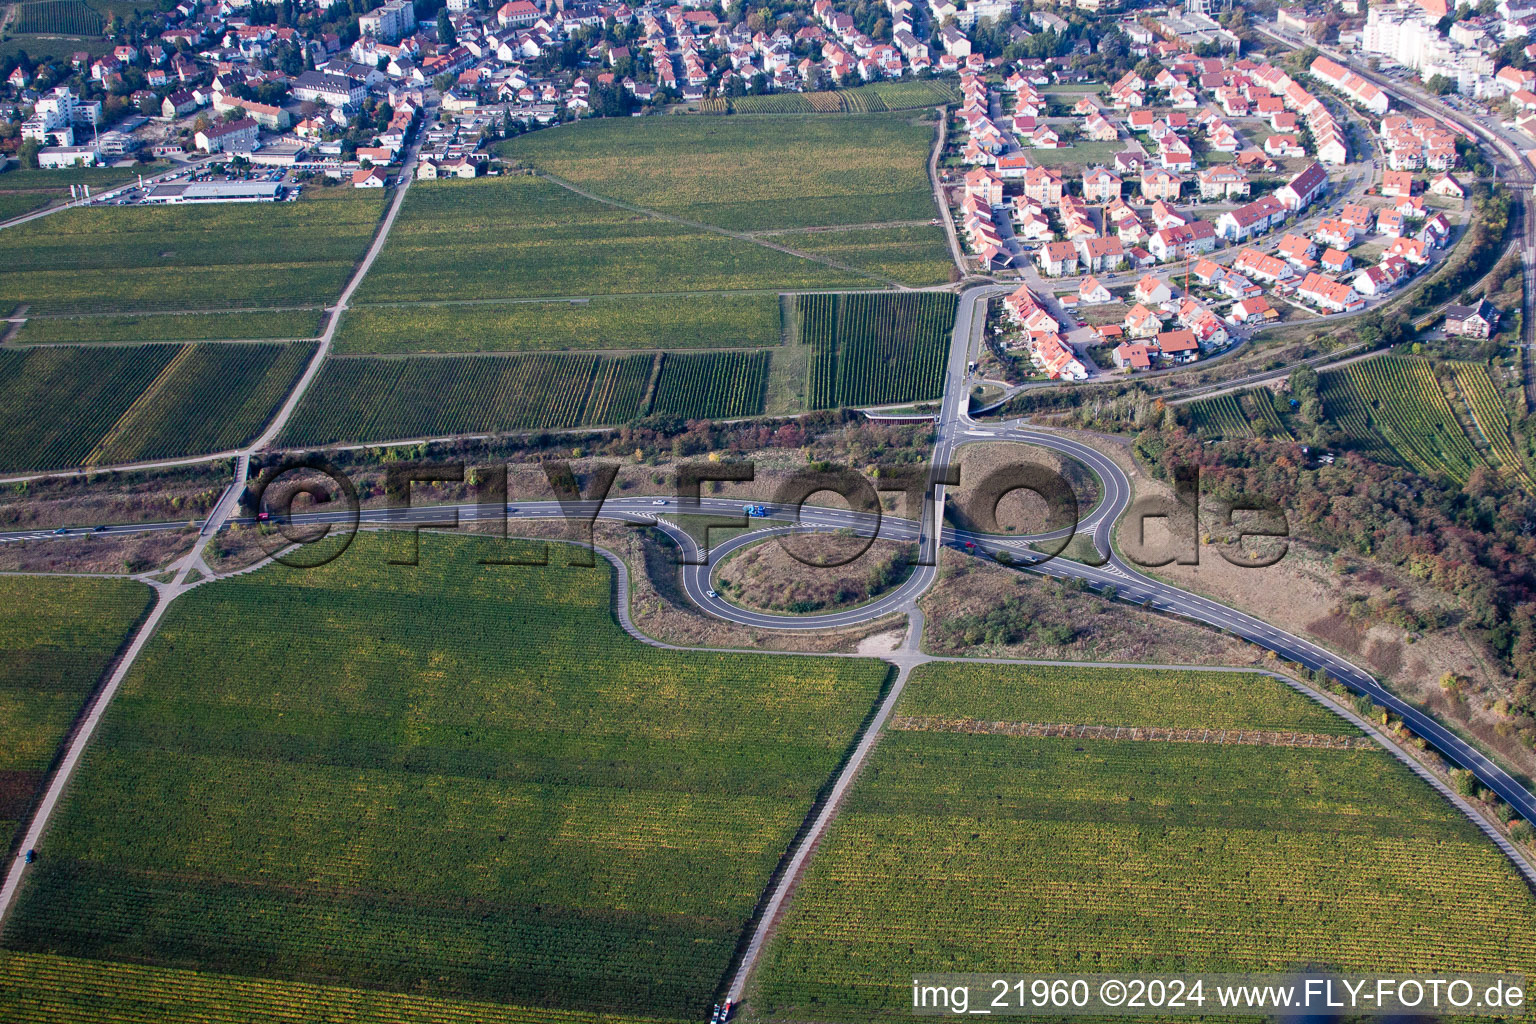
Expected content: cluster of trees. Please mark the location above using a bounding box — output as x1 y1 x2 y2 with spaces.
930 591 1078 649
1131 424 1536 742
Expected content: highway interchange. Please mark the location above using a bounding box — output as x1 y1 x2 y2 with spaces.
5 29 1536 942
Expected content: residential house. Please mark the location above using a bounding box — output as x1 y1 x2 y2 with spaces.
1113 341 1154 371
1443 299 1499 337
1038 240 1080 276
1023 166 1064 205
1340 202 1375 232
1150 201 1186 230
1141 167 1183 203
1196 164 1249 200
1217 195 1286 242
1233 248 1295 283
1385 236 1430 264
1082 166 1122 202
1313 219 1357 250
1381 170 1416 197
1227 295 1278 325
1297 272 1365 312
1149 221 1217 262
1275 161 1327 212
1079 276 1113 304
195 117 258 153
1156 329 1200 363
1124 303 1163 338
1277 233 1319 265
1429 172 1466 199
1134 274 1172 305
1320 248 1353 274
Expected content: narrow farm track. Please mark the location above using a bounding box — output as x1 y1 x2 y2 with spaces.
927 109 968 279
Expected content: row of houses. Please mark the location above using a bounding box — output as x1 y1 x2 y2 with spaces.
1002 285 1087 381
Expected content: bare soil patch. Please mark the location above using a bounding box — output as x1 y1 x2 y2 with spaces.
920 546 1260 665
0 527 195 574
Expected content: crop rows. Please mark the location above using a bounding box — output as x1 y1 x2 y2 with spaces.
335 294 782 355
502 114 937 232
0 192 384 315
1247 388 1294 439
801 291 956 408
648 351 768 419
282 352 652 446
754 661 1536 1019
0 342 315 472
0 576 150 852
755 730 1536 1020
16 309 324 345
13 0 103 34
0 952 694 1024
902 662 1357 735
0 345 178 472
698 83 955 116
1185 392 1252 439
1321 356 1484 483
782 224 954 288
352 175 864 304
1451 361 1531 482
87 342 316 464
580 353 654 425
2 533 890 1022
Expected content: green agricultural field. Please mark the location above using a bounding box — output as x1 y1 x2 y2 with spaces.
14 309 324 345
707 80 957 115
1320 355 1486 483
1 533 891 1022
334 293 781 355
649 350 769 419
0 167 161 193
280 352 656 445
1184 392 1253 439
0 951 694 1024
349 175 870 308
83 342 316 464
0 165 170 224
0 342 315 473
0 34 106 63
775 225 954 287
1020 140 1128 169
801 291 956 408
897 662 1356 734
752 662 1536 1020
0 193 54 223
1452 362 1530 482
12 0 103 34
501 114 938 232
0 576 151 854
0 191 384 318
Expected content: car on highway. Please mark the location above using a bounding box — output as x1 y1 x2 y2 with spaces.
706 589 718 598
52 526 68 535
651 499 668 505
